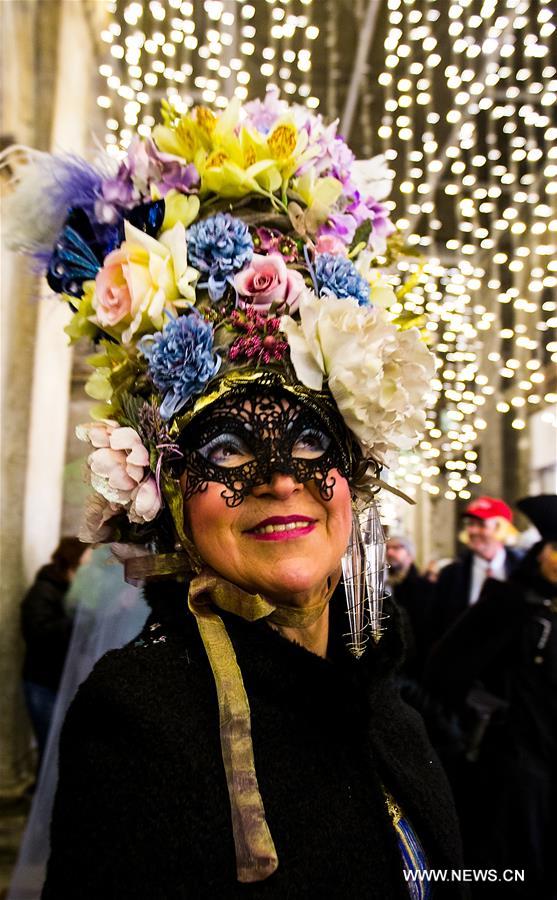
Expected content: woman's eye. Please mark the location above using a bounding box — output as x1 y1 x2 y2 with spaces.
198 433 254 468
292 428 331 459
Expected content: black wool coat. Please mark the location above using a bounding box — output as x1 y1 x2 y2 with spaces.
425 574 557 897
390 565 435 677
429 548 521 646
43 584 465 900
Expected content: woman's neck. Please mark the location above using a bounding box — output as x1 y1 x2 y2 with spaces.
268 603 330 658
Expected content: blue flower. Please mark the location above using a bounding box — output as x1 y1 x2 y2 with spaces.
187 213 253 301
315 253 371 306
139 313 221 421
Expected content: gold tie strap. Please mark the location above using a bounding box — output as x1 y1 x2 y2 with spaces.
188 572 278 883
187 569 336 882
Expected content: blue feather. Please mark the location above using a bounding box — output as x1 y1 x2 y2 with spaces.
47 208 105 296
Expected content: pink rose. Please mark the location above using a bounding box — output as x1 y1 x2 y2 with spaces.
315 234 347 256
234 253 306 314
94 248 132 326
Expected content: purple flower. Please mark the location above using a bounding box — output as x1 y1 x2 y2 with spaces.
96 137 199 225
308 134 355 186
139 313 221 420
253 227 299 262
187 213 253 301
365 199 395 255
243 87 288 133
317 192 395 255
139 139 199 195
318 213 359 246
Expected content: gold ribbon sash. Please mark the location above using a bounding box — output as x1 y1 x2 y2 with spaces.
188 573 278 883
187 570 333 882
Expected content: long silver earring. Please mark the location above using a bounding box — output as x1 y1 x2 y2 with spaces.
358 501 388 643
341 501 387 657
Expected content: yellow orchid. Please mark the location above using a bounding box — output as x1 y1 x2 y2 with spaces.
153 106 214 162
198 101 283 198
195 128 281 199
266 117 318 189
200 156 282 199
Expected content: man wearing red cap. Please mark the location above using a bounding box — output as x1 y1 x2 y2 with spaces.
430 495 521 643
425 496 557 897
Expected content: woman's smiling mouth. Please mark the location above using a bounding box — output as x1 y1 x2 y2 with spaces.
247 515 317 540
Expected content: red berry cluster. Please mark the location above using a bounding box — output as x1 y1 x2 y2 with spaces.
228 307 289 364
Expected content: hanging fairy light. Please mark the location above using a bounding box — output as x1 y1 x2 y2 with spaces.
95 0 556 497
374 0 556 500
98 0 319 153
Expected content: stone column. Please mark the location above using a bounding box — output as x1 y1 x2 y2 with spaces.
0 0 104 795
0 0 58 796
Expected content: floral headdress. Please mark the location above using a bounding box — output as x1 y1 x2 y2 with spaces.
6 89 434 560
4 89 437 883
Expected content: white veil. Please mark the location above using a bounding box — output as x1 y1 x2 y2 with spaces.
8 546 149 899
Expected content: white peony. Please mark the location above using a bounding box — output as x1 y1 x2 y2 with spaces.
280 289 436 463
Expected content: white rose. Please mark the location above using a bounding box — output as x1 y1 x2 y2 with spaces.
281 289 436 462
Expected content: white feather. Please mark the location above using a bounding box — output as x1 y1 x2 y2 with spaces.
0 144 118 256
1 147 65 253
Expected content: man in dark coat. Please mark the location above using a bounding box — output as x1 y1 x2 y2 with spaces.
387 535 434 677
429 496 521 645
425 495 557 899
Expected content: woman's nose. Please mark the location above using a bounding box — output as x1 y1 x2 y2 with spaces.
251 471 303 500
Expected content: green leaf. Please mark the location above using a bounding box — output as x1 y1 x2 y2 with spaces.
85 368 113 401
88 402 113 421
392 311 427 331
349 220 372 254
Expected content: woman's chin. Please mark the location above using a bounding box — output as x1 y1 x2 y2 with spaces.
246 563 328 606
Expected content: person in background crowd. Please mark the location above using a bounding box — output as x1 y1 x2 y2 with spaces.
386 536 434 677
429 496 521 643
21 537 90 770
425 495 557 898
423 558 452 584
387 538 461 767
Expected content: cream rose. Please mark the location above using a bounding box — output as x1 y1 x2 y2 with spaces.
92 220 200 343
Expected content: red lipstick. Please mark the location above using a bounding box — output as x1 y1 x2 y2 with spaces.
247 515 317 542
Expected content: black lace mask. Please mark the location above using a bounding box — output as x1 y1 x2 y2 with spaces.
179 389 352 507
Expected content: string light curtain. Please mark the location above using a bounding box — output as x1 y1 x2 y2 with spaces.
96 0 557 501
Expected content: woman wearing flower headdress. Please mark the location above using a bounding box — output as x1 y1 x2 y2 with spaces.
7 92 464 898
